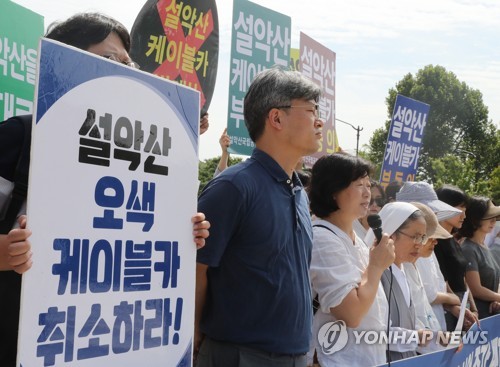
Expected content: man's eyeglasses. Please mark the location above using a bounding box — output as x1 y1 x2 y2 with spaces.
103 54 140 69
275 104 323 120
369 197 385 207
396 230 428 245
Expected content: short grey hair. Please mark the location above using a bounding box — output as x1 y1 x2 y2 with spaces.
243 67 321 142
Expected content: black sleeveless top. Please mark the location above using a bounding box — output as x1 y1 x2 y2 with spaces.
434 238 468 293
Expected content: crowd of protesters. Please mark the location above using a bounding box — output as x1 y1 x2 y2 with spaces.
194 68 499 367
1 11 499 367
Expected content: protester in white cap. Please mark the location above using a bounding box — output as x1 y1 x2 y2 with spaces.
435 185 479 331
457 197 500 319
396 181 462 221
365 202 432 362
308 153 395 367
395 181 472 331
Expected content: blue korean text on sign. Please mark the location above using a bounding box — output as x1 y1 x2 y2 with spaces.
380 94 430 187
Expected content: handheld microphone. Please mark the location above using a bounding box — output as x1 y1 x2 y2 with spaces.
367 213 393 364
367 214 383 244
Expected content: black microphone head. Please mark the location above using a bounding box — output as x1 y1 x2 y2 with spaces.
367 214 382 229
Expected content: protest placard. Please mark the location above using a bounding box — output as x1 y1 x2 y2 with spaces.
17 38 200 367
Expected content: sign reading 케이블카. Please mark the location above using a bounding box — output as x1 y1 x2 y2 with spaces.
17 38 200 367
227 0 291 156
299 32 336 168
380 94 430 188
130 0 219 116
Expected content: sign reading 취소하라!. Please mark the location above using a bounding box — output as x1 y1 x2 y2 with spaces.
17 38 200 367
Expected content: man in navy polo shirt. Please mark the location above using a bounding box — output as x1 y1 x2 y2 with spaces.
195 67 324 367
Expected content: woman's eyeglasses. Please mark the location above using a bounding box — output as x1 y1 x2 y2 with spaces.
396 230 428 245
103 54 140 69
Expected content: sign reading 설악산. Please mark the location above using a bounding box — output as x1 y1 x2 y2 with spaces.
299 32 336 168
380 94 430 187
227 0 291 156
17 39 200 367
130 0 219 116
0 0 43 120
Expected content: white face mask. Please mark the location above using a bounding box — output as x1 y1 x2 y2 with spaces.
0 176 14 220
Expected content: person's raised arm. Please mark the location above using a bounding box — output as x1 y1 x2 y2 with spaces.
214 128 230 178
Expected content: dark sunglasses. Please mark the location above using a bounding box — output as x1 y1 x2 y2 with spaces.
369 197 386 207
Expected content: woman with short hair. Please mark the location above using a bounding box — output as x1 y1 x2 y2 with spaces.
308 153 394 366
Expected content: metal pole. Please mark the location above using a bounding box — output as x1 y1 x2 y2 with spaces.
355 126 360 157
335 118 363 156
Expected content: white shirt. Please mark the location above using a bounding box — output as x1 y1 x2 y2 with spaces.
415 253 447 331
353 219 368 242
390 264 411 307
404 262 446 354
310 219 388 367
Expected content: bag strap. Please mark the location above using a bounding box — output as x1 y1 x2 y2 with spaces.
0 115 32 234
312 223 337 236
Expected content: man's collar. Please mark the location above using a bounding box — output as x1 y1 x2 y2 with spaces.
251 148 303 188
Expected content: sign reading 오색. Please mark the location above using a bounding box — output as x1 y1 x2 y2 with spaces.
17 39 200 367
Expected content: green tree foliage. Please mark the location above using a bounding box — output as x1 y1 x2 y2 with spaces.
430 155 500 203
367 64 499 197
489 166 500 204
198 156 243 195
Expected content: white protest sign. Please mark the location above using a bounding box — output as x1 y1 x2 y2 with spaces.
17 39 200 367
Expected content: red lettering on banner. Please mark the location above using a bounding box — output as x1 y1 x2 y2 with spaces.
155 2 215 108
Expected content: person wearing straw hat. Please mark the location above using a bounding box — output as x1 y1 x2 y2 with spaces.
457 197 500 319
365 202 432 362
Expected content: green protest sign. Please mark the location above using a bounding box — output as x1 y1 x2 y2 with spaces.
0 0 43 120
227 0 291 155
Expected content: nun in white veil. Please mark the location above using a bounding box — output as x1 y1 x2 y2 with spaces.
365 202 432 362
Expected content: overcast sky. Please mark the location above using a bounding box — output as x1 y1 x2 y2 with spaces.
14 0 500 159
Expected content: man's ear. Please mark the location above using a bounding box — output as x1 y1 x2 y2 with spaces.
268 108 282 130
